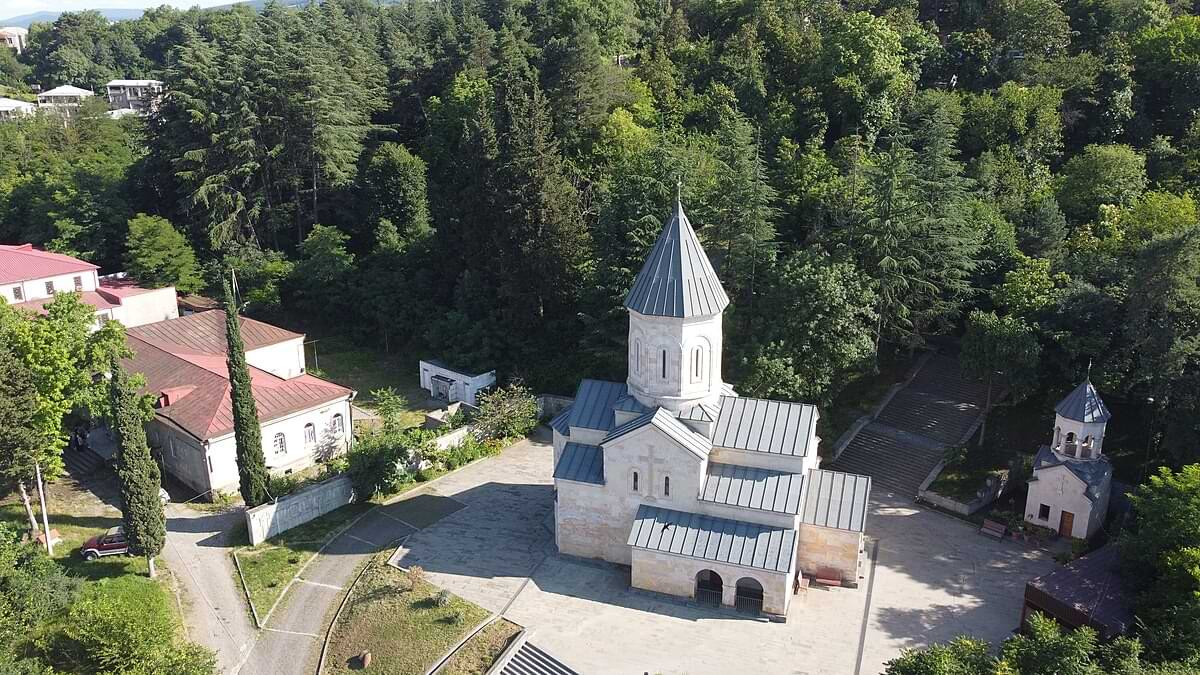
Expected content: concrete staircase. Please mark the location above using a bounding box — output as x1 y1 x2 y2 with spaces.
499 641 578 675
63 447 106 478
829 354 994 497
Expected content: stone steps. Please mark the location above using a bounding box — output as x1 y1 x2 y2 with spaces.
501 641 578 675
63 448 106 478
828 426 944 496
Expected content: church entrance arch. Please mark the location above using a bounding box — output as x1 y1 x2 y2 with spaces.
735 577 764 615
695 570 723 608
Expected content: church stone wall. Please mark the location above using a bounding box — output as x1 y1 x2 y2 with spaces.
627 310 724 412
796 524 863 586
630 548 793 616
556 480 631 563
1024 464 1106 538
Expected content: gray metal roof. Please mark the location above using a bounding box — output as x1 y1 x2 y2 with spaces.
628 504 795 574
700 462 805 515
613 394 651 415
568 379 628 431
623 199 730 318
801 469 871 532
1032 446 1112 501
553 442 604 485
678 402 718 422
1055 379 1112 423
603 408 712 459
549 406 572 436
712 396 817 457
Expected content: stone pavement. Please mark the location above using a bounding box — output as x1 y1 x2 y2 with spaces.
389 431 1054 675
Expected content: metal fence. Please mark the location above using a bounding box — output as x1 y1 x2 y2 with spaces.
695 587 722 608
735 593 763 615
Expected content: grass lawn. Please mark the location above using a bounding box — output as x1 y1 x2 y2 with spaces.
440 618 522 675
325 559 491 674
233 501 373 618
928 398 1051 502
306 334 439 429
818 351 916 451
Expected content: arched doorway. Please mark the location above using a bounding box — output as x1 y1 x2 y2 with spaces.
695 570 723 608
735 577 764 615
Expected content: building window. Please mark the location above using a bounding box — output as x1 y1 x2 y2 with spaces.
635 340 641 374
661 350 667 379
73 276 82 291
44 281 54 295
664 476 670 496
332 413 345 436
632 471 639 492
692 347 703 382
304 423 316 446
273 433 287 455
1038 504 1051 520
11 286 21 301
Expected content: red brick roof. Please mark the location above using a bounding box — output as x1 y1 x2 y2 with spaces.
124 313 352 440
0 244 97 284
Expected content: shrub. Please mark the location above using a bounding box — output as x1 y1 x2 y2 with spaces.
473 382 538 441
408 566 425 585
434 589 452 607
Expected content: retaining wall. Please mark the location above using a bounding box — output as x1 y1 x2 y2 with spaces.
244 475 354 545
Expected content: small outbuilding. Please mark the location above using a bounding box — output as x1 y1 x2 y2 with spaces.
1022 545 1132 640
418 359 496 407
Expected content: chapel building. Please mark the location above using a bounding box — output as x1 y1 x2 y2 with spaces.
550 196 871 618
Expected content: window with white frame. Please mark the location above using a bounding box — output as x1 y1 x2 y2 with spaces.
273 432 287 455
332 413 345 436
11 286 21 301
44 280 54 295
304 423 316 446
73 276 82 291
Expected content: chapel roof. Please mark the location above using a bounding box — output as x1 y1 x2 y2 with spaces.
567 379 629 431
553 442 604 485
1055 379 1112 423
623 197 730 318
603 408 712 459
1026 545 1132 639
801 469 871 533
1031 445 1112 501
627 504 795 574
700 462 805 515
712 395 818 457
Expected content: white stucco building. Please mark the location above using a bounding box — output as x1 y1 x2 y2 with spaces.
0 27 27 54
105 79 164 114
551 196 872 619
418 359 496 407
36 85 95 114
121 311 355 497
1024 379 1113 539
0 244 179 328
0 97 36 121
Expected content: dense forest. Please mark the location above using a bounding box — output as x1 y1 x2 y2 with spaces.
3 0 1200 463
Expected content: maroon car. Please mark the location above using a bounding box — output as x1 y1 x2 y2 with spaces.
80 526 128 560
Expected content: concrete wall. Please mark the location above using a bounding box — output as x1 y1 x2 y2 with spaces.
418 360 496 406
244 475 354 545
795 523 863 586
247 337 306 379
630 547 792 616
537 394 574 419
1024 464 1107 538
111 287 179 328
433 426 472 451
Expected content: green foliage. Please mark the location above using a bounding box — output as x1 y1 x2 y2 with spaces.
288 224 355 318
1057 144 1148 224
224 278 269 507
993 255 1068 320
64 579 215 674
473 382 538 441
0 349 39 501
346 426 437 500
0 292 129 480
125 213 203 294
109 361 165 566
960 310 1042 402
0 523 80 656
362 143 431 247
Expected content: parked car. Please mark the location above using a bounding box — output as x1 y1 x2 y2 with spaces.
80 526 128 560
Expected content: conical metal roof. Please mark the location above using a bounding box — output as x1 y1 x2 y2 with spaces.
623 197 730 318
1055 379 1112 423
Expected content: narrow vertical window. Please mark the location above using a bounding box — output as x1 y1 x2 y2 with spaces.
44 281 54 295
273 433 287 455
73 276 82 291
635 340 641 373
332 413 345 436
11 286 22 301
304 423 316 446
632 471 639 492
661 350 667 379
664 476 670 496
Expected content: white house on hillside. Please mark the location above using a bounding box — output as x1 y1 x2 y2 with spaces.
0 244 178 328
121 311 355 497
37 85 94 114
106 79 164 113
551 195 871 619
1024 379 1113 539
0 27 27 53
0 97 35 121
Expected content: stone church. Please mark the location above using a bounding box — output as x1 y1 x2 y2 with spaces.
550 196 872 618
1024 379 1114 539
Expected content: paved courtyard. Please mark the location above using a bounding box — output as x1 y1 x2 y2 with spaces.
392 430 1055 674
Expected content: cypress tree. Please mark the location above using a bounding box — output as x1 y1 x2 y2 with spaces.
224 277 269 507
109 359 166 578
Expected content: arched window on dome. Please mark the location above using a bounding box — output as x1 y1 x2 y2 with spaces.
634 340 642 374
691 346 704 383
661 350 667 379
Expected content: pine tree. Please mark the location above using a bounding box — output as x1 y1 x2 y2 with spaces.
109 359 166 577
223 276 269 507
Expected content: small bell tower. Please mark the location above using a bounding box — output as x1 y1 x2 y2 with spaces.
1051 372 1111 460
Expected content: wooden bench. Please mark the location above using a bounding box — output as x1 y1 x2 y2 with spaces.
980 519 1007 539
